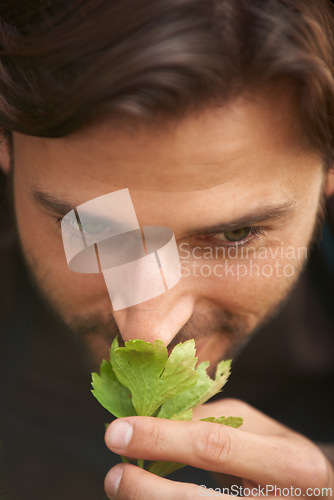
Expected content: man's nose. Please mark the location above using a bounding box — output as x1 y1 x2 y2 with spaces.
112 286 196 347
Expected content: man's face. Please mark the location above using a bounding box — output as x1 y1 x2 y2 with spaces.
9 89 324 370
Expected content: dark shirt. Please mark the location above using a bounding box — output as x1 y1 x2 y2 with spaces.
0 172 333 499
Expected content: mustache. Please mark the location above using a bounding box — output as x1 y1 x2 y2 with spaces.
68 306 250 352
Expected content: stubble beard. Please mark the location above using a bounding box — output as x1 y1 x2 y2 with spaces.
19 243 306 373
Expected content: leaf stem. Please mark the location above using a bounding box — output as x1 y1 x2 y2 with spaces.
137 459 144 469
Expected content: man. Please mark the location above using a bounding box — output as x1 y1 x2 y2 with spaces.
0 0 333 498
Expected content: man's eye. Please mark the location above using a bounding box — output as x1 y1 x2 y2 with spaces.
81 220 108 235
60 216 107 235
214 227 252 242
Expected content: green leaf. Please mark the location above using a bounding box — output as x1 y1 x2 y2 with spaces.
197 360 231 406
110 339 198 416
91 360 136 418
170 409 193 421
157 359 231 419
164 340 198 372
200 416 244 428
91 338 243 479
148 460 186 477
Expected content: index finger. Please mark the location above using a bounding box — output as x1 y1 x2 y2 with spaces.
104 417 312 487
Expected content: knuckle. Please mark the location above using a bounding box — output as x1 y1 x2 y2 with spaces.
142 420 165 451
303 450 331 489
195 423 234 468
282 440 331 491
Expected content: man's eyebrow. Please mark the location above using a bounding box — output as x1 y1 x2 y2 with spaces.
32 189 76 216
32 189 129 233
190 200 296 235
32 189 296 232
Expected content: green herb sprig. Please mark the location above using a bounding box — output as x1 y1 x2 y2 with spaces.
91 338 243 477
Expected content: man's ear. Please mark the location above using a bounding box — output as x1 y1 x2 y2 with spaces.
326 169 334 198
0 131 11 174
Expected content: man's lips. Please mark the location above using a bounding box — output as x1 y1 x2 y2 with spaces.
195 331 234 370
194 337 211 356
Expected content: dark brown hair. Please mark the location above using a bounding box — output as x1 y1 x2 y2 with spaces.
0 0 334 162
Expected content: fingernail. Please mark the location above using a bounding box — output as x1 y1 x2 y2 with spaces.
107 420 133 450
105 465 123 499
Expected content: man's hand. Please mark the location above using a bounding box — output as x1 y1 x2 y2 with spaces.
104 399 334 499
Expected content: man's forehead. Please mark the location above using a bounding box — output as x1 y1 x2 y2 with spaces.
13 91 315 193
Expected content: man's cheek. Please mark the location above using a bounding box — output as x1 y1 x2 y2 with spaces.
42 266 109 315
194 256 301 313
15 206 63 272
21 227 109 316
